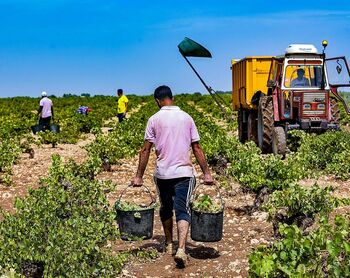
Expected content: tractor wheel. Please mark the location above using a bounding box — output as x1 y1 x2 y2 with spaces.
238 108 248 143
258 96 273 153
330 98 340 123
272 126 286 156
247 111 258 144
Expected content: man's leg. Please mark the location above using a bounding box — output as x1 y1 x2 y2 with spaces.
162 217 173 245
177 220 189 249
41 117 51 131
173 177 196 266
117 113 124 122
46 116 51 129
155 178 175 251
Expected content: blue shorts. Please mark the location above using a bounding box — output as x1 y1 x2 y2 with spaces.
154 176 196 223
117 113 125 122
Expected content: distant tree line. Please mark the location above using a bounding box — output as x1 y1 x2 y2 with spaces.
61 93 91 98
192 90 232 95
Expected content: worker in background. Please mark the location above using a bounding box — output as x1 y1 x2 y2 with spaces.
117 88 129 122
131 85 214 268
38 91 54 131
291 68 310 87
77 105 91 115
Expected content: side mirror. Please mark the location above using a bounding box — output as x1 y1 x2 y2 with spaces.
336 60 342 74
326 57 349 86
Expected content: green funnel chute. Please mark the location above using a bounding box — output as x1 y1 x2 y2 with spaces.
177 37 231 118
178 37 212 58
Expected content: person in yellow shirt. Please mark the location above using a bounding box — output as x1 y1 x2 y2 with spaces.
117 88 129 122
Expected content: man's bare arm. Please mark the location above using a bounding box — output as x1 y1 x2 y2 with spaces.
132 140 153 186
191 141 213 184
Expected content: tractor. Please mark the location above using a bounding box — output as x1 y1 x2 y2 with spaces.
178 38 350 155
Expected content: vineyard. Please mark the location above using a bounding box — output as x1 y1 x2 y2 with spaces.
1 93 350 277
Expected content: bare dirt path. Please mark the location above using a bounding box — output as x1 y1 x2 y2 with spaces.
0 143 88 213
90 152 350 278
96 151 273 278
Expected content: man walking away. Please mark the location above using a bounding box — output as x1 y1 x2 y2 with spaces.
38 91 54 131
131 85 213 268
117 88 128 122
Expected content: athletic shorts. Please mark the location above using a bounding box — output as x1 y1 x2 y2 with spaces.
154 176 196 223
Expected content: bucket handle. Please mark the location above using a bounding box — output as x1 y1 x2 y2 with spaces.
116 184 156 208
190 183 224 209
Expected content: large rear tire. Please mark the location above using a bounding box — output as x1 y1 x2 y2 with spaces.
330 98 340 124
247 111 258 144
272 126 286 156
258 96 273 153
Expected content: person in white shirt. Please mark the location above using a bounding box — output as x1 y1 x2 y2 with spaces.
291 68 310 87
131 85 213 268
38 91 54 130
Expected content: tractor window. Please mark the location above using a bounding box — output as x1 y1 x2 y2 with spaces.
268 60 278 85
284 65 325 88
326 58 350 86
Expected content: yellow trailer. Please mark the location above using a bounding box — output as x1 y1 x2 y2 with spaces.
231 56 273 111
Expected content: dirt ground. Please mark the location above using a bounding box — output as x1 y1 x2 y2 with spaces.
1 113 350 277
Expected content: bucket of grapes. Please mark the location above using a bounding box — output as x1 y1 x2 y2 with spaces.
115 185 156 241
31 124 42 134
190 184 224 242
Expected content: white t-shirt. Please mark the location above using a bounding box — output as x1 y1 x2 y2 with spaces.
39 97 53 118
144 106 200 179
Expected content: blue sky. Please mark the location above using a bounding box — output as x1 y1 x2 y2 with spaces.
0 0 350 97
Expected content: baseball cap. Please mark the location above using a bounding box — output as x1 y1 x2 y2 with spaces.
41 91 47 97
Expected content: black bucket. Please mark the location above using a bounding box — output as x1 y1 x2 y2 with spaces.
115 185 155 241
31 125 42 134
190 208 223 242
50 124 60 133
21 261 45 278
190 183 224 242
116 207 154 240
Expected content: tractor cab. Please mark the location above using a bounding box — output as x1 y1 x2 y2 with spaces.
264 41 350 155
268 44 334 130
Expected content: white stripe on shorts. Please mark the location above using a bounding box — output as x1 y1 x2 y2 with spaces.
186 176 196 214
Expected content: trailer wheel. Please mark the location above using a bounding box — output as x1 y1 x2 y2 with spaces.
331 98 340 123
258 96 273 153
238 108 248 143
272 126 286 156
247 111 258 144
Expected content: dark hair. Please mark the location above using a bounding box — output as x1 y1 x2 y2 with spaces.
154 85 173 100
117 89 123 94
297 68 305 74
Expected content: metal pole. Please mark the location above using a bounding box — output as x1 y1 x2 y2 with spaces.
181 53 229 118
321 48 326 90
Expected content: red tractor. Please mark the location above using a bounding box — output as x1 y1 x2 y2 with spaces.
233 41 350 155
